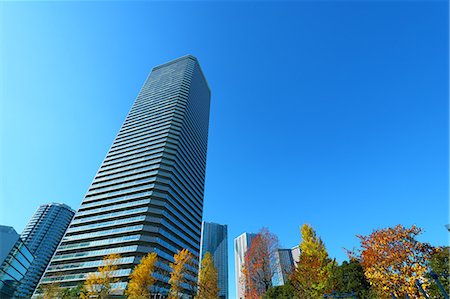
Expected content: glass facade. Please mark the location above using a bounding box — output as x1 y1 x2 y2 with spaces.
0 226 34 299
15 203 75 298
199 222 228 299
272 249 294 287
35 55 211 296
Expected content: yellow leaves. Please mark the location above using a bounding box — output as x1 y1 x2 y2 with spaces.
168 249 194 299
291 224 333 299
126 252 158 299
354 225 433 298
83 253 121 299
195 252 219 299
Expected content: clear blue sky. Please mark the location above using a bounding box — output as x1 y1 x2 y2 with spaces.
1 1 448 298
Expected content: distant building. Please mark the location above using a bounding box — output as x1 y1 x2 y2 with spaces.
234 232 257 299
16 203 75 298
200 222 228 299
0 226 34 298
291 245 301 266
272 249 294 286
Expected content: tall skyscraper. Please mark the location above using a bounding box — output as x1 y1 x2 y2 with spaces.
272 249 294 287
36 55 211 296
234 232 257 299
16 203 75 298
199 221 228 299
0 226 34 298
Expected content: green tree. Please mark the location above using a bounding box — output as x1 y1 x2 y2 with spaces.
263 281 296 299
291 224 335 299
59 283 85 299
37 281 61 299
126 252 158 299
195 252 219 299
329 259 375 298
426 246 449 298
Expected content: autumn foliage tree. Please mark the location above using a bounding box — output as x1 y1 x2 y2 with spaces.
126 252 158 299
195 252 219 299
290 224 335 299
37 280 61 299
350 224 434 298
168 249 194 299
81 253 121 299
243 228 279 299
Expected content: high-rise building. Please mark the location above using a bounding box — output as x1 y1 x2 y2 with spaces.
16 203 75 298
234 232 257 299
0 226 34 298
199 221 228 299
35 55 211 296
272 249 294 286
291 245 301 266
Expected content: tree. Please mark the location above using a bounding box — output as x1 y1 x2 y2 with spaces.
59 283 85 299
350 224 434 298
290 224 335 299
426 246 449 298
329 259 375 298
195 252 219 299
243 228 280 299
37 280 61 299
263 281 296 299
168 249 194 299
82 253 121 299
126 252 158 299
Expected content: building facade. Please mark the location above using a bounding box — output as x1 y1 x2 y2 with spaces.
35 55 211 296
199 221 228 299
234 232 257 299
291 245 301 266
272 249 294 286
16 203 75 298
0 226 34 298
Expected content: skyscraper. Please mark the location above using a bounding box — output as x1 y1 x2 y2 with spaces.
199 221 228 299
291 245 301 266
16 203 75 298
234 232 257 299
272 249 294 287
0 226 34 298
36 55 211 296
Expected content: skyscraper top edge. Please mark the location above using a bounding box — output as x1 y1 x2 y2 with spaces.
42 202 75 213
234 232 257 240
152 54 211 93
202 220 227 227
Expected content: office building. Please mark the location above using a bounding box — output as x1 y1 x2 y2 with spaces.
0 226 34 298
291 245 300 266
35 55 211 296
272 249 294 286
15 203 75 298
234 232 257 299
199 221 228 299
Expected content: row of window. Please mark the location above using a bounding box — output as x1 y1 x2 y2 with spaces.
62 225 143 242
76 198 150 217
66 216 145 234
52 245 138 261
71 207 147 225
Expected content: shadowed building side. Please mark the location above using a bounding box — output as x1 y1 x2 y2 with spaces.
200 221 228 299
